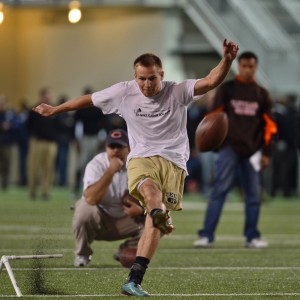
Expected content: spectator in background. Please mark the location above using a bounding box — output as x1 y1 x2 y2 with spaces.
0 95 19 190
55 95 75 187
184 148 203 194
73 87 106 196
15 100 30 186
194 51 277 249
27 87 58 200
297 102 300 153
199 91 218 197
185 99 205 194
270 94 298 197
186 90 216 196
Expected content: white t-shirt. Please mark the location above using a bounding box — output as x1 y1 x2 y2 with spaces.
91 79 202 172
83 152 128 218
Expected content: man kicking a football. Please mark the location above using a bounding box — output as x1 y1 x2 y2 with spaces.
33 38 239 296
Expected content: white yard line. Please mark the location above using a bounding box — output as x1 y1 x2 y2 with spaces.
0 249 73 253
3 266 300 271
0 225 71 234
0 235 73 240
1 293 300 297
1 245 300 253
1 234 300 243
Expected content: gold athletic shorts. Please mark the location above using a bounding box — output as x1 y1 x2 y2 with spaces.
127 156 185 211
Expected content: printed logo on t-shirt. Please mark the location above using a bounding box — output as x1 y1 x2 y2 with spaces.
166 192 178 205
230 99 258 116
134 108 171 118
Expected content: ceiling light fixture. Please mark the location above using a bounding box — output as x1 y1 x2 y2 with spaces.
68 1 81 24
0 3 4 25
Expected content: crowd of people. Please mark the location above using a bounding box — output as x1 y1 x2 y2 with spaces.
0 91 299 203
1 88 298 199
0 87 127 199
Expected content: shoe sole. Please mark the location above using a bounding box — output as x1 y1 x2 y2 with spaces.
120 290 131 296
120 288 149 297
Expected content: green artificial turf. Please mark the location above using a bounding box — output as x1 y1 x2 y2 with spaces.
0 187 299 299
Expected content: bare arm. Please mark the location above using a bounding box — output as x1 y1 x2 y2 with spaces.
32 94 93 117
84 157 124 205
194 39 239 96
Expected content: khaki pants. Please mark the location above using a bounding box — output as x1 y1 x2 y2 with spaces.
72 198 144 256
27 138 57 197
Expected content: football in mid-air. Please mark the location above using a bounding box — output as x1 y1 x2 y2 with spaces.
195 111 228 152
119 247 137 268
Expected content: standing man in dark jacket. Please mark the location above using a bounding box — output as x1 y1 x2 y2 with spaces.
194 51 277 249
73 87 106 196
0 95 18 190
27 87 58 200
55 95 75 187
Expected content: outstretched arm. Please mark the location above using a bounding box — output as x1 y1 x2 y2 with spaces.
194 39 239 96
32 94 93 117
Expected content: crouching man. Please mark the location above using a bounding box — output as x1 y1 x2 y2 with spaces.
72 129 145 267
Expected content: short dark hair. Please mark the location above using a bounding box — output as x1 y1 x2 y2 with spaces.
238 51 258 64
133 53 163 69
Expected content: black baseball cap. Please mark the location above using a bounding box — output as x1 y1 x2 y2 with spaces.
106 129 129 147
